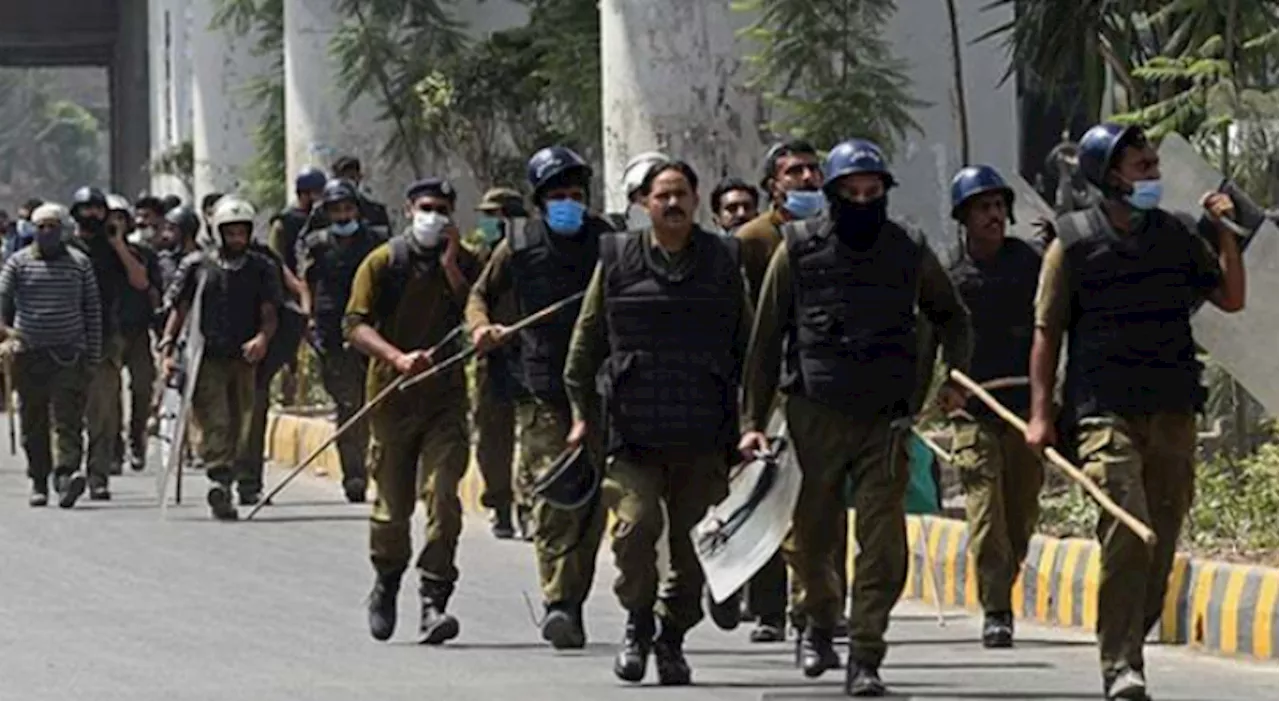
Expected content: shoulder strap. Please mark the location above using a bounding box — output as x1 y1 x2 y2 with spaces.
509 218 533 252
387 236 411 272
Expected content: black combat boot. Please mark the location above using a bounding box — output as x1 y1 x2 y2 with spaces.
30 478 48 508
845 660 887 697
54 471 86 509
343 477 368 504
418 576 460 645
652 618 691 686
982 610 1014 648
613 610 654 683
206 469 239 521
800 626 841 678
706 587 742 631
1104 667 1151 700
367 570 402 641
541 602 585 649
88 474 111 501
490 506 515 540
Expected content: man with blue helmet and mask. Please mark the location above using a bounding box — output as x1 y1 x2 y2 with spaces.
1027 123 1244 701
467 146 613 650
297 178 386 503
739 139 971 696
269 166 328 294
470 186 526 540
944 165 1044 650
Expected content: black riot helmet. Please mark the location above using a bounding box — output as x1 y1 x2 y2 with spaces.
321 178 359 208
70 186 108 220
164 205 201 241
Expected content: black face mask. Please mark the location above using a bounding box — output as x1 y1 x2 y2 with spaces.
75 215 107 237
831 196 888 249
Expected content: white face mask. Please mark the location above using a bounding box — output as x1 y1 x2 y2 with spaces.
411 211 449 249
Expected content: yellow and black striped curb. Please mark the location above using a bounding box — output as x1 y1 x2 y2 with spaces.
905 516 1279 661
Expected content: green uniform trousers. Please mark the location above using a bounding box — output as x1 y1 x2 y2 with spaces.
369 399 469 581
605 447 728 633
318 347 370 483
952 418 1044 613
783 394 909 667
120 326 156 457
787 512 850 628
190 357 256 485
474 356 516 510
1077 412 1196 678
85 334 124 483
15 349 87 483
516 400 605 607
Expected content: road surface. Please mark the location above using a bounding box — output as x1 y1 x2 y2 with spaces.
0 457 1274 701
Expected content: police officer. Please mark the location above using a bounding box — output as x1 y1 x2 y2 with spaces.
469 186 526 539
468 147 612 649
945 165 1045 648
106 194 163 472
298 179 385 503
709 177 760 236
68 186 152 500
564 160 751 685
1026 123 1244 701
269 167 328 292
160 197 281 521
131 195 167 247
346 177 478 644
157 205 201 293
607 151 670 231
0 203 101 508
331 156 392 238
739 139 972 696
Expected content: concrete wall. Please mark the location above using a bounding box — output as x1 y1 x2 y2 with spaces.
146 0 192 201
110 0 150 199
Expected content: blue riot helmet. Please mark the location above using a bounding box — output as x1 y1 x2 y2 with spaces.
295 166 327 195
526 146 592 200
822 139 897 194
950 165 1015 223
1077 123 1143 190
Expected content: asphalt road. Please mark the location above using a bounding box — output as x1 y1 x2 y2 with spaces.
0 457 1274 701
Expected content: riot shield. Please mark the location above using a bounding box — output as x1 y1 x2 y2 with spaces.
157 269 208 513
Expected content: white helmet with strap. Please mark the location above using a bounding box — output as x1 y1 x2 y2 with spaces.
206 196 255 251
622 151 670 201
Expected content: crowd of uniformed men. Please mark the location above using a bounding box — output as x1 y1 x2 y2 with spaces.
0 122 1244 699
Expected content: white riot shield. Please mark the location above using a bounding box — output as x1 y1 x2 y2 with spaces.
156 269 208 513
692 409 802 604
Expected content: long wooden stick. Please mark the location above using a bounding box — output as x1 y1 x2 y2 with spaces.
948 370 1156 545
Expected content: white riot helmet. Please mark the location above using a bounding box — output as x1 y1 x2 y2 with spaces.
207 196 255 250
622 151 670 202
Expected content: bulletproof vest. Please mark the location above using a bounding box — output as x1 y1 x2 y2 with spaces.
1058 206 1205 419
947 238 1041 418
198 251 273 359
783 216 924 418
305 228 381 351
600 228 741 452
509 216 609 403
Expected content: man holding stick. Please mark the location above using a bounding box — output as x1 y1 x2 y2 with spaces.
345 177 478 645
1025 123 1245 701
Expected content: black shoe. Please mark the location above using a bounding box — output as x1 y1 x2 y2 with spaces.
541 605 585 650
367 572 402 641
799 627 841 678
239 488 263 507
845 662 887 697
750 616 786 643
707 587 742 631
491 507 515 540
613 611 654 683
207 485 239 521
89 481 111 501
29 487 48 508
982 611 1014 648
55 473 86 509
418 578 460 645
129 449 146 472
653 637 692 686
1105 668 1151 700
343 477 367 504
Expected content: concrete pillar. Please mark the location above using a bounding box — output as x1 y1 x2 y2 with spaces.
600 0 765 219
283 0 402 211
110 0 151 199
189 0 269 206
145 0 192 200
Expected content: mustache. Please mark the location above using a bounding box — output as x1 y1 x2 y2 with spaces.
662 206 686 217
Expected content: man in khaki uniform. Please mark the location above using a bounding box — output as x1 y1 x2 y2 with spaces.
1026 123 1245 701
564 161 752 686
944 165 1045 648
740 139 971 696
469 148 611 649
347 177 478 645
469 187 524 539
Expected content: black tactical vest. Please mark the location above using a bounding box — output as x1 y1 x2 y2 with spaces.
1058 206 1206 419
197 250 275 359
305 228 381 351
509 216 610 403
948 238 1041 418
275 206 326 274
783 216 924 418
600 228 741 452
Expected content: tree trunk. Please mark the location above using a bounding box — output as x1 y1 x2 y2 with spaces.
944 0 970 164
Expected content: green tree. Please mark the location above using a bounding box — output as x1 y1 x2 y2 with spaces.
734 0 923 154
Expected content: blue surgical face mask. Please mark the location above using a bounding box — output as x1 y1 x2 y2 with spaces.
330 219 359 237
545 198 586 235
783 189 826 220
478 216 505 245
1124 179 1163 211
